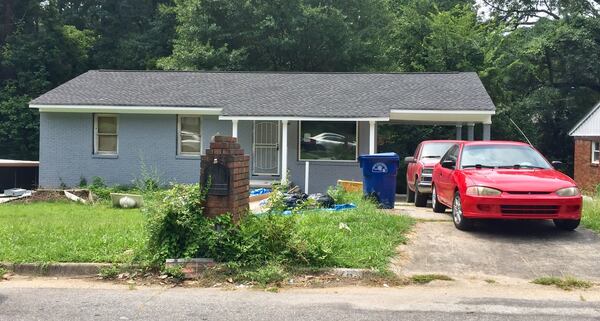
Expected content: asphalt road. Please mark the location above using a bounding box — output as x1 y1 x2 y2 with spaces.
1 285 599 321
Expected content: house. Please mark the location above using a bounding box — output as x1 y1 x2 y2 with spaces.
30 70 495 192
569 101 600 192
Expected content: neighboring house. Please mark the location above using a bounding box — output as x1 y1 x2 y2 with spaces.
30 71 496 192
569 101 600 192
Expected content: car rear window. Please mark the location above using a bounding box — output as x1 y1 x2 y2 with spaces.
420 143 455 159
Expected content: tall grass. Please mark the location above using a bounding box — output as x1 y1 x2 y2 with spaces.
582 198 600 233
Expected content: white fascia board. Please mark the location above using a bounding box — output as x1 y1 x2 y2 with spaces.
569 102 600 136
389 109 494 123
219 116 389 122
30 104 223 115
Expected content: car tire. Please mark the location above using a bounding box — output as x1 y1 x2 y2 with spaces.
406 180 415 203
452 191 473 231
431 185 447 213
414 182 428 208
553 219 580 231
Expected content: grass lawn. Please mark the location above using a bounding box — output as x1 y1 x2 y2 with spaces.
0 201 146 263
582 198 600 233
295 207 413 270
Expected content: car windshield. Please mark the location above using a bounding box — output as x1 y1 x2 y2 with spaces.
420 142 455 159
460 145 551 169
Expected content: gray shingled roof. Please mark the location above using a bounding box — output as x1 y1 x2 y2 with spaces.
30 70 495 118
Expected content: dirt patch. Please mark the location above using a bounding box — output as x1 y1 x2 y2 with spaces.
8 189 92 204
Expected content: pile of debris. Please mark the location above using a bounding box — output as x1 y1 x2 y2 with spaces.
0 189 92 204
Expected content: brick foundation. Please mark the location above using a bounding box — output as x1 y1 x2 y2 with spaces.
200 136 250 222
574 138 600 193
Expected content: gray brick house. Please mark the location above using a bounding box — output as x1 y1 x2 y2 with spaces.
30 70 495 192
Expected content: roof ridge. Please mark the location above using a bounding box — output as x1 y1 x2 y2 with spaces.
93 69 468 75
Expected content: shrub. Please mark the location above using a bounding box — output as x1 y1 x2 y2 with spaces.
240 263 288 286
145 184 211 265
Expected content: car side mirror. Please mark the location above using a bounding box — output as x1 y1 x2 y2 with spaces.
404 156 416 164
441 159 456 169
552 160 563 167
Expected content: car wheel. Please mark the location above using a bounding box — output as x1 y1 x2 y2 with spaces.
406 180 415 203
414 181 428 208
553 219 580 231
452 191 473 231
431 185 447 213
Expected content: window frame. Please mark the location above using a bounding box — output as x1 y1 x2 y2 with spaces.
592 141 600 164
297 121 359 162
93 114 119 155
177 115 202 156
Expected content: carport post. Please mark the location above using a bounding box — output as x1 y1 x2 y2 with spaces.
281 121 288 184
231 119 238 138
455 124 462 140
369 120 377 154
483 122 491 140
467 123 475 141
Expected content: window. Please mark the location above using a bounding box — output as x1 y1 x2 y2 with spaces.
178 116 201 155
299 121 358 161
440 145 459 169
94 114 118 155
593 142 600 164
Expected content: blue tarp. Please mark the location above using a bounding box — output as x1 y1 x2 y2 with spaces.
250 188 271 197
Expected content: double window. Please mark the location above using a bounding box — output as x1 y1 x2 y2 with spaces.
299 121 358 161
178 115 202 156
592 142 600 164
94 114 118 155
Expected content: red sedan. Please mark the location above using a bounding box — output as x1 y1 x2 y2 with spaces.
431 141 582 231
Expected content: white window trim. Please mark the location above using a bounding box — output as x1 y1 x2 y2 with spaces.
592 141 600 164
94 114 119 155
177 115 202 156
298 121 359 162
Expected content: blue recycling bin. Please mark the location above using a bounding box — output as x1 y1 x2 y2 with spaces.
358 152 399 209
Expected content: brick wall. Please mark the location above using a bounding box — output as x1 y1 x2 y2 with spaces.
574 138 600 193
200 136 249 222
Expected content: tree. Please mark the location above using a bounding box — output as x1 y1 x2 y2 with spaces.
158 0 391 71
482 0 600 26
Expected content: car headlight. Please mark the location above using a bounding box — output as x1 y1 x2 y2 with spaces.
466 186 502 196
555 187 580 197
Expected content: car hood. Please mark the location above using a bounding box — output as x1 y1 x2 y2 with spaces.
462 169 577 192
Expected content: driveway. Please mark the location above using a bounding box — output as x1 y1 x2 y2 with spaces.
391 199 600 281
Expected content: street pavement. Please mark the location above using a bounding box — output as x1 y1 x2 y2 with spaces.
1 281 599 321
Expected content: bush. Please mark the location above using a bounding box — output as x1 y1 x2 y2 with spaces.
145 184 211 265
240 263 288 286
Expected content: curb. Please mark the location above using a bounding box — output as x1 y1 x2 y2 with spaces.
0 262 114 277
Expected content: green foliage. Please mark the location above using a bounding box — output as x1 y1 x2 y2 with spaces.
0 202 146 263
144 184 209 265
532 276 592 290
410 274 454 284
161 265 186 281
99 265 120 279
240 263 288 286
582 198 600 233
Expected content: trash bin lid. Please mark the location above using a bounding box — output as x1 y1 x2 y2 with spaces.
358 152 399 160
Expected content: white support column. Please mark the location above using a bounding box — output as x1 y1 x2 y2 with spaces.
281 121 288 184
467 123 475 141
483 122 491 140
304 161 310 194
231 119 239 138
369 120 377 154
456 124 463 140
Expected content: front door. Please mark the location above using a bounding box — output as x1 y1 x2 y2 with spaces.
252 121 280 176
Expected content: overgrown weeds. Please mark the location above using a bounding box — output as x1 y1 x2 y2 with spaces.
409 274 454 284
532 276 593 290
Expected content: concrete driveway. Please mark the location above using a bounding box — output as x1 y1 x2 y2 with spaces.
391 198 600 281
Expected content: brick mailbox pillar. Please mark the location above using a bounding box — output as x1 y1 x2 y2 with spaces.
200 136 250 222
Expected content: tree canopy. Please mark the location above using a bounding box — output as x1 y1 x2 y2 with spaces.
0 0 599 178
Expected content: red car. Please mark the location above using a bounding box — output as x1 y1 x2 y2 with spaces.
431 141 582 231
405 140 462 207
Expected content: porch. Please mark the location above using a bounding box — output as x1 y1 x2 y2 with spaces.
221 109 493 193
